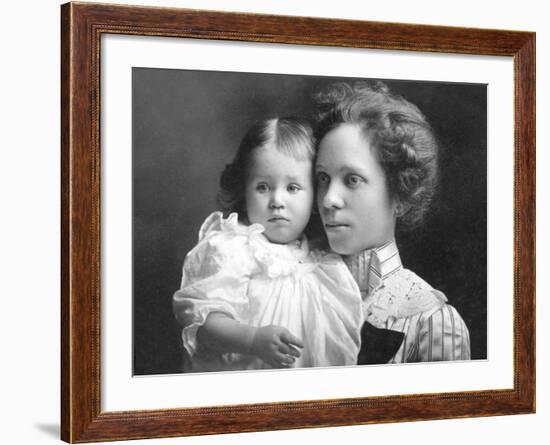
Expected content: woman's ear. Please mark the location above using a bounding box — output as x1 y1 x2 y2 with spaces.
393 200 409 218
394 203 402 217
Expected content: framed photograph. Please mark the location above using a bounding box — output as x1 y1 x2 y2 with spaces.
61 1 535 442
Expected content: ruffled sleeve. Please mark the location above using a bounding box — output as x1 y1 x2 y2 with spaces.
173 212 262 356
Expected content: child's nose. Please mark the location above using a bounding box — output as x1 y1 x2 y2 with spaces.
269 190 285 209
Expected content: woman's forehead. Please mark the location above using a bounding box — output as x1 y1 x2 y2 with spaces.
316 125 379 171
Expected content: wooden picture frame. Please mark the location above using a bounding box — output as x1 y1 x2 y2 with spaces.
61 1 535 442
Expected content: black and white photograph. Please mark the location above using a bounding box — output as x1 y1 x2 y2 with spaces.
132 69 487 375
5 0 545 443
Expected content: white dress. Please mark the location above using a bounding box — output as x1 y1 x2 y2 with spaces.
173 211 363 372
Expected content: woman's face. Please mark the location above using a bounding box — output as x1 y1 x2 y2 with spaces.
315 123 397 255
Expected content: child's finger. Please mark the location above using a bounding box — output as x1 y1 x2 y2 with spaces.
278 342 301 358
280 331 304 349
273 351 295 367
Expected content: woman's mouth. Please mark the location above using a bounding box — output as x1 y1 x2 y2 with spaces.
324 222 350 231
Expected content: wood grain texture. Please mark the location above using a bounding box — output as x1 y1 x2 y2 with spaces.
60 3 71 441
60 1 536 442
514 33 536 410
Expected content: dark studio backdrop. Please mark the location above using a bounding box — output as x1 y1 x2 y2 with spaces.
132 67 487 375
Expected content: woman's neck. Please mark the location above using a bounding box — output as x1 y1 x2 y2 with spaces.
343 247 374 263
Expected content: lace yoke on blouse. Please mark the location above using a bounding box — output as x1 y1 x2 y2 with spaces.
344 240 471 363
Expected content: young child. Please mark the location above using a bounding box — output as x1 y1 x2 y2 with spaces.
173 117 363 372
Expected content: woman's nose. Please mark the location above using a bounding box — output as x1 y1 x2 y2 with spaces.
320 184 344 209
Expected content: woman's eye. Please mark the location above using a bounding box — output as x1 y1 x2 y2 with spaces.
345 174 364 188
316 172 329 184
287 184 301 193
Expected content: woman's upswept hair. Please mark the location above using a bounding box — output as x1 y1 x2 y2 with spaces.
218 117 315 219
314 80 439 230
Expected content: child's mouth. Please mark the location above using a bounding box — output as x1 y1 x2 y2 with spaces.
268 216 289 223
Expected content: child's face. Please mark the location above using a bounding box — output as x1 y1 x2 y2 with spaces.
245 146 314 244
315 123 397 255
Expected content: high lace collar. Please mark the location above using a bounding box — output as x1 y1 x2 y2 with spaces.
344 240 447 325
343 239 403 298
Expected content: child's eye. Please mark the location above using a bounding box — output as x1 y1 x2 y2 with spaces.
287 184 301 193
345 174 364 188
256 183 269 192
316 172 329 185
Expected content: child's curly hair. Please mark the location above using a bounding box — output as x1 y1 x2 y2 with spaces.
218 117 315 220
314 81 439 231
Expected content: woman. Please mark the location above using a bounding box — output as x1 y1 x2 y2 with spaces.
313 81 471 364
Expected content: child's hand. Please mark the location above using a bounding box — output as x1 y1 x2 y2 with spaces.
250 325 304 368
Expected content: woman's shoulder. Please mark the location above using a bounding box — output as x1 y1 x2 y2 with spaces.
390 269 468 324
375 268 448 320
382 267 446 298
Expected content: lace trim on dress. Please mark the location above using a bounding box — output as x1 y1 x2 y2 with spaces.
198 211 315 279
343 242 447 329
363 269 447 328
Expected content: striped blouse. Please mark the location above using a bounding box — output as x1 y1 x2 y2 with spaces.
344 240 471 363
